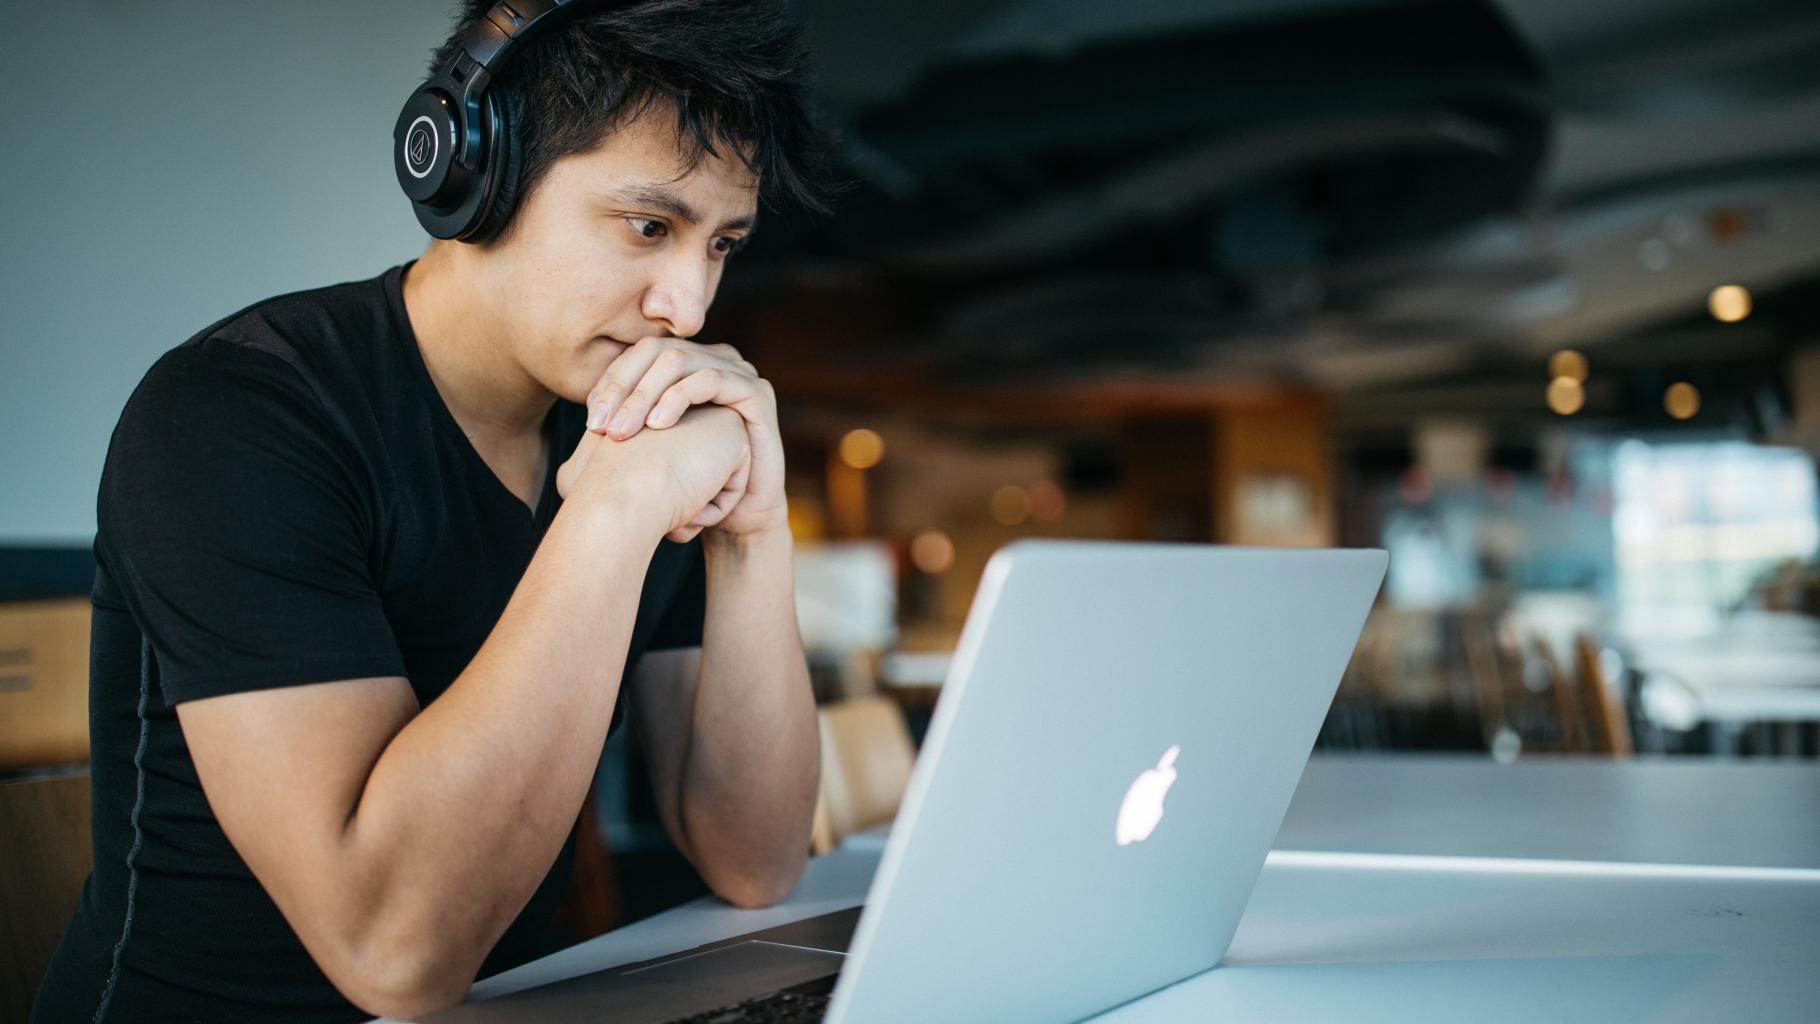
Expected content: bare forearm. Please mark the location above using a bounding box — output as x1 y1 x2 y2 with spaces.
337 496 664 995
681 524 820 906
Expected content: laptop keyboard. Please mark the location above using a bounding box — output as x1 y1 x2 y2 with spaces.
660 973 838 1023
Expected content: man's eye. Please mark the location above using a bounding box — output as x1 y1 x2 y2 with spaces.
627 217 667 240
712 236 745 257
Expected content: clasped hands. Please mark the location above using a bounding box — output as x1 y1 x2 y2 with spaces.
557 336 786 544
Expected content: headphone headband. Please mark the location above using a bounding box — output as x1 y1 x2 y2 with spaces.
395 0 614 240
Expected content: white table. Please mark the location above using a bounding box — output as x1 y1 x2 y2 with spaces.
1631 614 1820 729
383 757 1820 1022
1272 754 1820 870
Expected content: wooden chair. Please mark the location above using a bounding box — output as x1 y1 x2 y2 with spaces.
811 696 917 854
1460 610 1511 750
1573 633 1635 757
0 598 92 771
1 769 93 1022
1529 634 1591 753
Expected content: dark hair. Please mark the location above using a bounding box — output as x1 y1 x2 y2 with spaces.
429 0 842 243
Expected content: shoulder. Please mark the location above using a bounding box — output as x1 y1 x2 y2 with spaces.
117 267 406 446
114 336 330 468
102 270 407 510
140 266 403 413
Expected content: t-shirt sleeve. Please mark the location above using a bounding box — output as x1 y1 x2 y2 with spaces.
644 535 706 651
98 340 407 705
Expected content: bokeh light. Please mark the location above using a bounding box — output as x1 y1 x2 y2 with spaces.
989 484 1031 525
838 428 885 469
1664 382 1701 420
1546 376 1585 416
1707 284 1751 323
909 528 955 574
1548 349 1588 382
1029 479 1067 522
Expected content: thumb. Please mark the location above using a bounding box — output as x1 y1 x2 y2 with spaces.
556 429 606 499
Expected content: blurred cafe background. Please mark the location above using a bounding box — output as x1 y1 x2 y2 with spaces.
3 0 1819 1007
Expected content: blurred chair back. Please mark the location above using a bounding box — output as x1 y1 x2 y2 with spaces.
812 696 916 854
0 769 93 1022
1461 610 1510 748
1573 633 1635 757
0 598 92 771
1530 634 1591 753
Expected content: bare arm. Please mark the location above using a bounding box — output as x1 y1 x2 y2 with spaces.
628 523 819 909
176 408 751 1019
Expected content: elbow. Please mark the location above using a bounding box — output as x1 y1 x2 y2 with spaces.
343 973 469 1023
715 876 793 910
328 928 479 1021
709 857 807 910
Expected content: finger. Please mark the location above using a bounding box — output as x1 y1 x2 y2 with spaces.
587 337 673 433
689 451 753 527
705 342 757 377
724 445 753 498
611 346 726 439
689 488 739 528
694 477 749 527
666 524 704 544
644 367 760 430
553 428 605 499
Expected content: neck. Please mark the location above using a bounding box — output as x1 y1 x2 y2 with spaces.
401 241 554 443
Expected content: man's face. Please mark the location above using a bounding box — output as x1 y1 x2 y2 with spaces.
479 107 760 404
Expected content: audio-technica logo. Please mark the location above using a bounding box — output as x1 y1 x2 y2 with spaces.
408 128 432 168
405 116 438 178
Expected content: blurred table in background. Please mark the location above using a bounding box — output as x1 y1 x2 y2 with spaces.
1274 754 1820 870
1629 612 1820 751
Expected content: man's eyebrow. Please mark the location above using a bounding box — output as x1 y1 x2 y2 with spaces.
595 185 758 233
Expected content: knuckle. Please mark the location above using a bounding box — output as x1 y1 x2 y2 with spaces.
653 348 688 372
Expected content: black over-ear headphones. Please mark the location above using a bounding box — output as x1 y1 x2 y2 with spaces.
393 0 619 241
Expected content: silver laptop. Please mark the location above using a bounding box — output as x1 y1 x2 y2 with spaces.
426 540 1388 1023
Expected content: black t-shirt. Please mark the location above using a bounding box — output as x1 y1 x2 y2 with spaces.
32 262 706 1023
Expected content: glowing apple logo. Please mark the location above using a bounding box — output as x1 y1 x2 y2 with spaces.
1116 745 1180 846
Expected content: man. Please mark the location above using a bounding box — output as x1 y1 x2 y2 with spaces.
33 1 839 1020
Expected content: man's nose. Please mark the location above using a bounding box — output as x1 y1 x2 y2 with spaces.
641 257 711 339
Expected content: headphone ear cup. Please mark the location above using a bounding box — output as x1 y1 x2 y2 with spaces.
468 88 526 243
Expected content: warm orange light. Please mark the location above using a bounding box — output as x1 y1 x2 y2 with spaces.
910 529 955 574
1548 349 1588 382
1707 284 1751 323
989 485 1031 526
838 428 885 469
1664 382 1701 420
1546 376 1585 416
1029 480 1067 522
